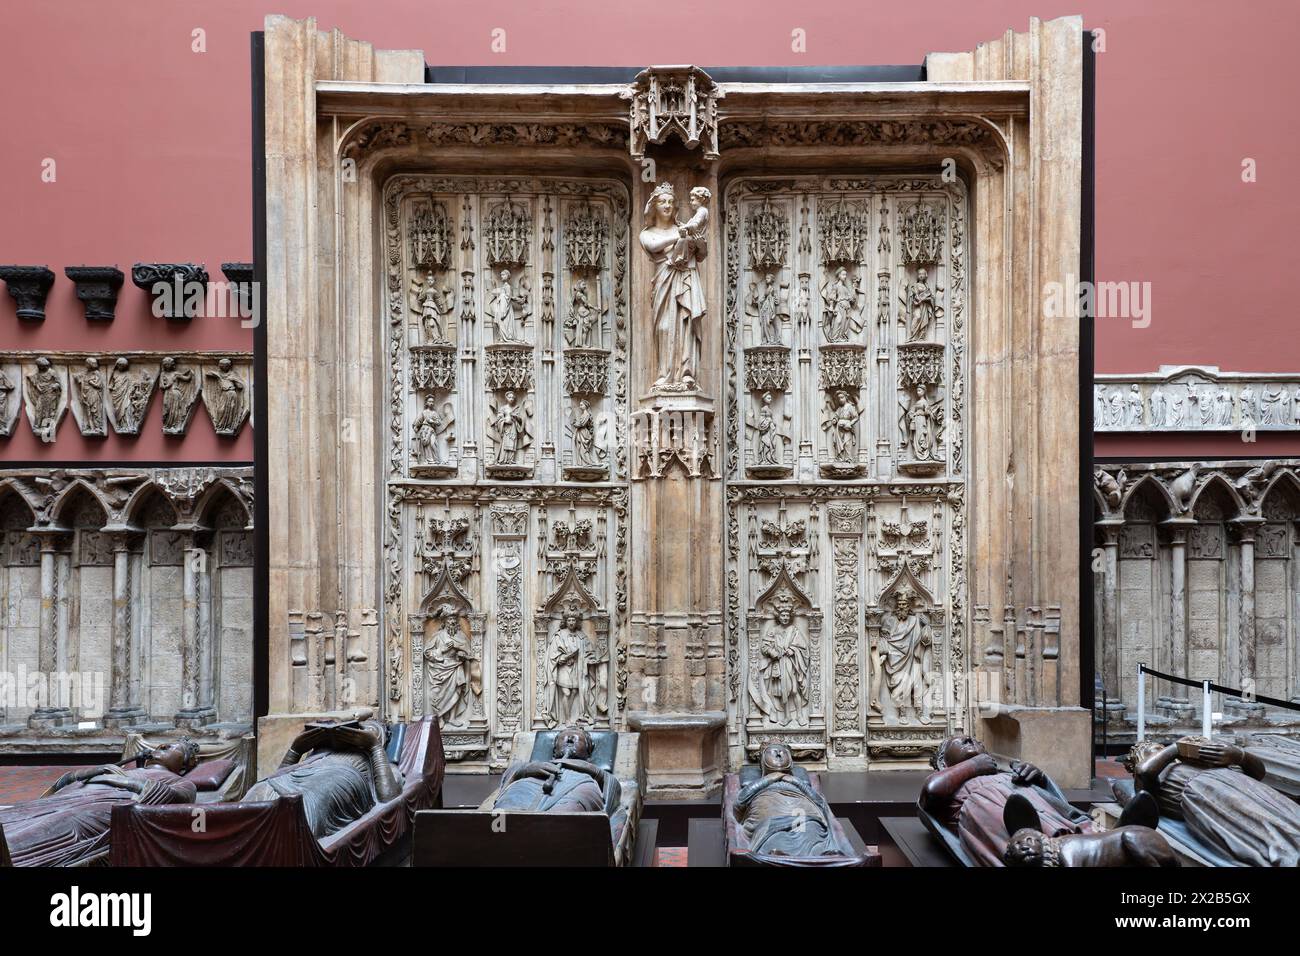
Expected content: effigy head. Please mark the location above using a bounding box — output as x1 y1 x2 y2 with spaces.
1122 739 1165 773
1004 829 1053 867
147 737 200 774
932 733 985 770
553 725 594 760
759 742 794 775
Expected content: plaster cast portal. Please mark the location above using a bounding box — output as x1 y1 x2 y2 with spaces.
383 173 968 770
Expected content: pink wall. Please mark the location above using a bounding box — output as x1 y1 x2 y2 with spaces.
1 0 1296 461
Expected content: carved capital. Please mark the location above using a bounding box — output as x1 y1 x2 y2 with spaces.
64 266 125 322
0 265 56 321
131 263 209 320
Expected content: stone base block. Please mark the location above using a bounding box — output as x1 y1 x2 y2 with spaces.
979 704 1092 789
626 711 726 800
173 707 217 731
27 707 73 730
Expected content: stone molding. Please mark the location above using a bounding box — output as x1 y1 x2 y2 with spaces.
0 351 252 441
1096 366 1300 432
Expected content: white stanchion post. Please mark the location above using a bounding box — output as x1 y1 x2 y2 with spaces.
1203 679 1213 738
1137 663 1146 743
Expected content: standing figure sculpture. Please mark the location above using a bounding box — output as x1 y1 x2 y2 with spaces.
1123 737 1300 866
752 392 783 466
411 395 447 465
542 608 607 726
820 267 863 343
422 606 473 726
487 269 531 344
639 182 708 391
109 357 151 433
205 358 247 434
899 266 941 342
747 272 788 346
415 271 454 344
823 390 861 462
748 598 809 727
0 739 199 866
571 399 602 467
901 385 940 461
25 356 62 440
72 357 105 435
564 279 605 348
878 589 934 723
159 356 196 434
491 390 528 466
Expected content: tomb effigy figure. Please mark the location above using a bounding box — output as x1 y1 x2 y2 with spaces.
0 739 199 867
1121 736 1300 866
919 734 1094 866
243 718 404 839
492 724 619 814
1001 794 1178 867
731 743 857 862
640 181 708 391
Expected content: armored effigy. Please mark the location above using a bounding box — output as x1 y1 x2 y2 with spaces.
108 715 444 866
723 742 872 866
413 725 644 866
919 734 1096 866
0 740 200 867
1112 736 1300 867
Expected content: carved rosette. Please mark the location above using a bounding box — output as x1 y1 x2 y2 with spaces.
409 344 457 393
562 348 609 396
897 342 945 390
744 346 791 393
483 343 534 392
818 343 867 390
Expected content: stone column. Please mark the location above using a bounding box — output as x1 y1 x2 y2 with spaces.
1158 521 1194 717
29 532 72 727
175 532 215 727
1229 518 1265 716
1095 522 1126 722
104 533 145 728
623 78 727 797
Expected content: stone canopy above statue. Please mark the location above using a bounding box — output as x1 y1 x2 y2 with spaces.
261 14 1088 794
